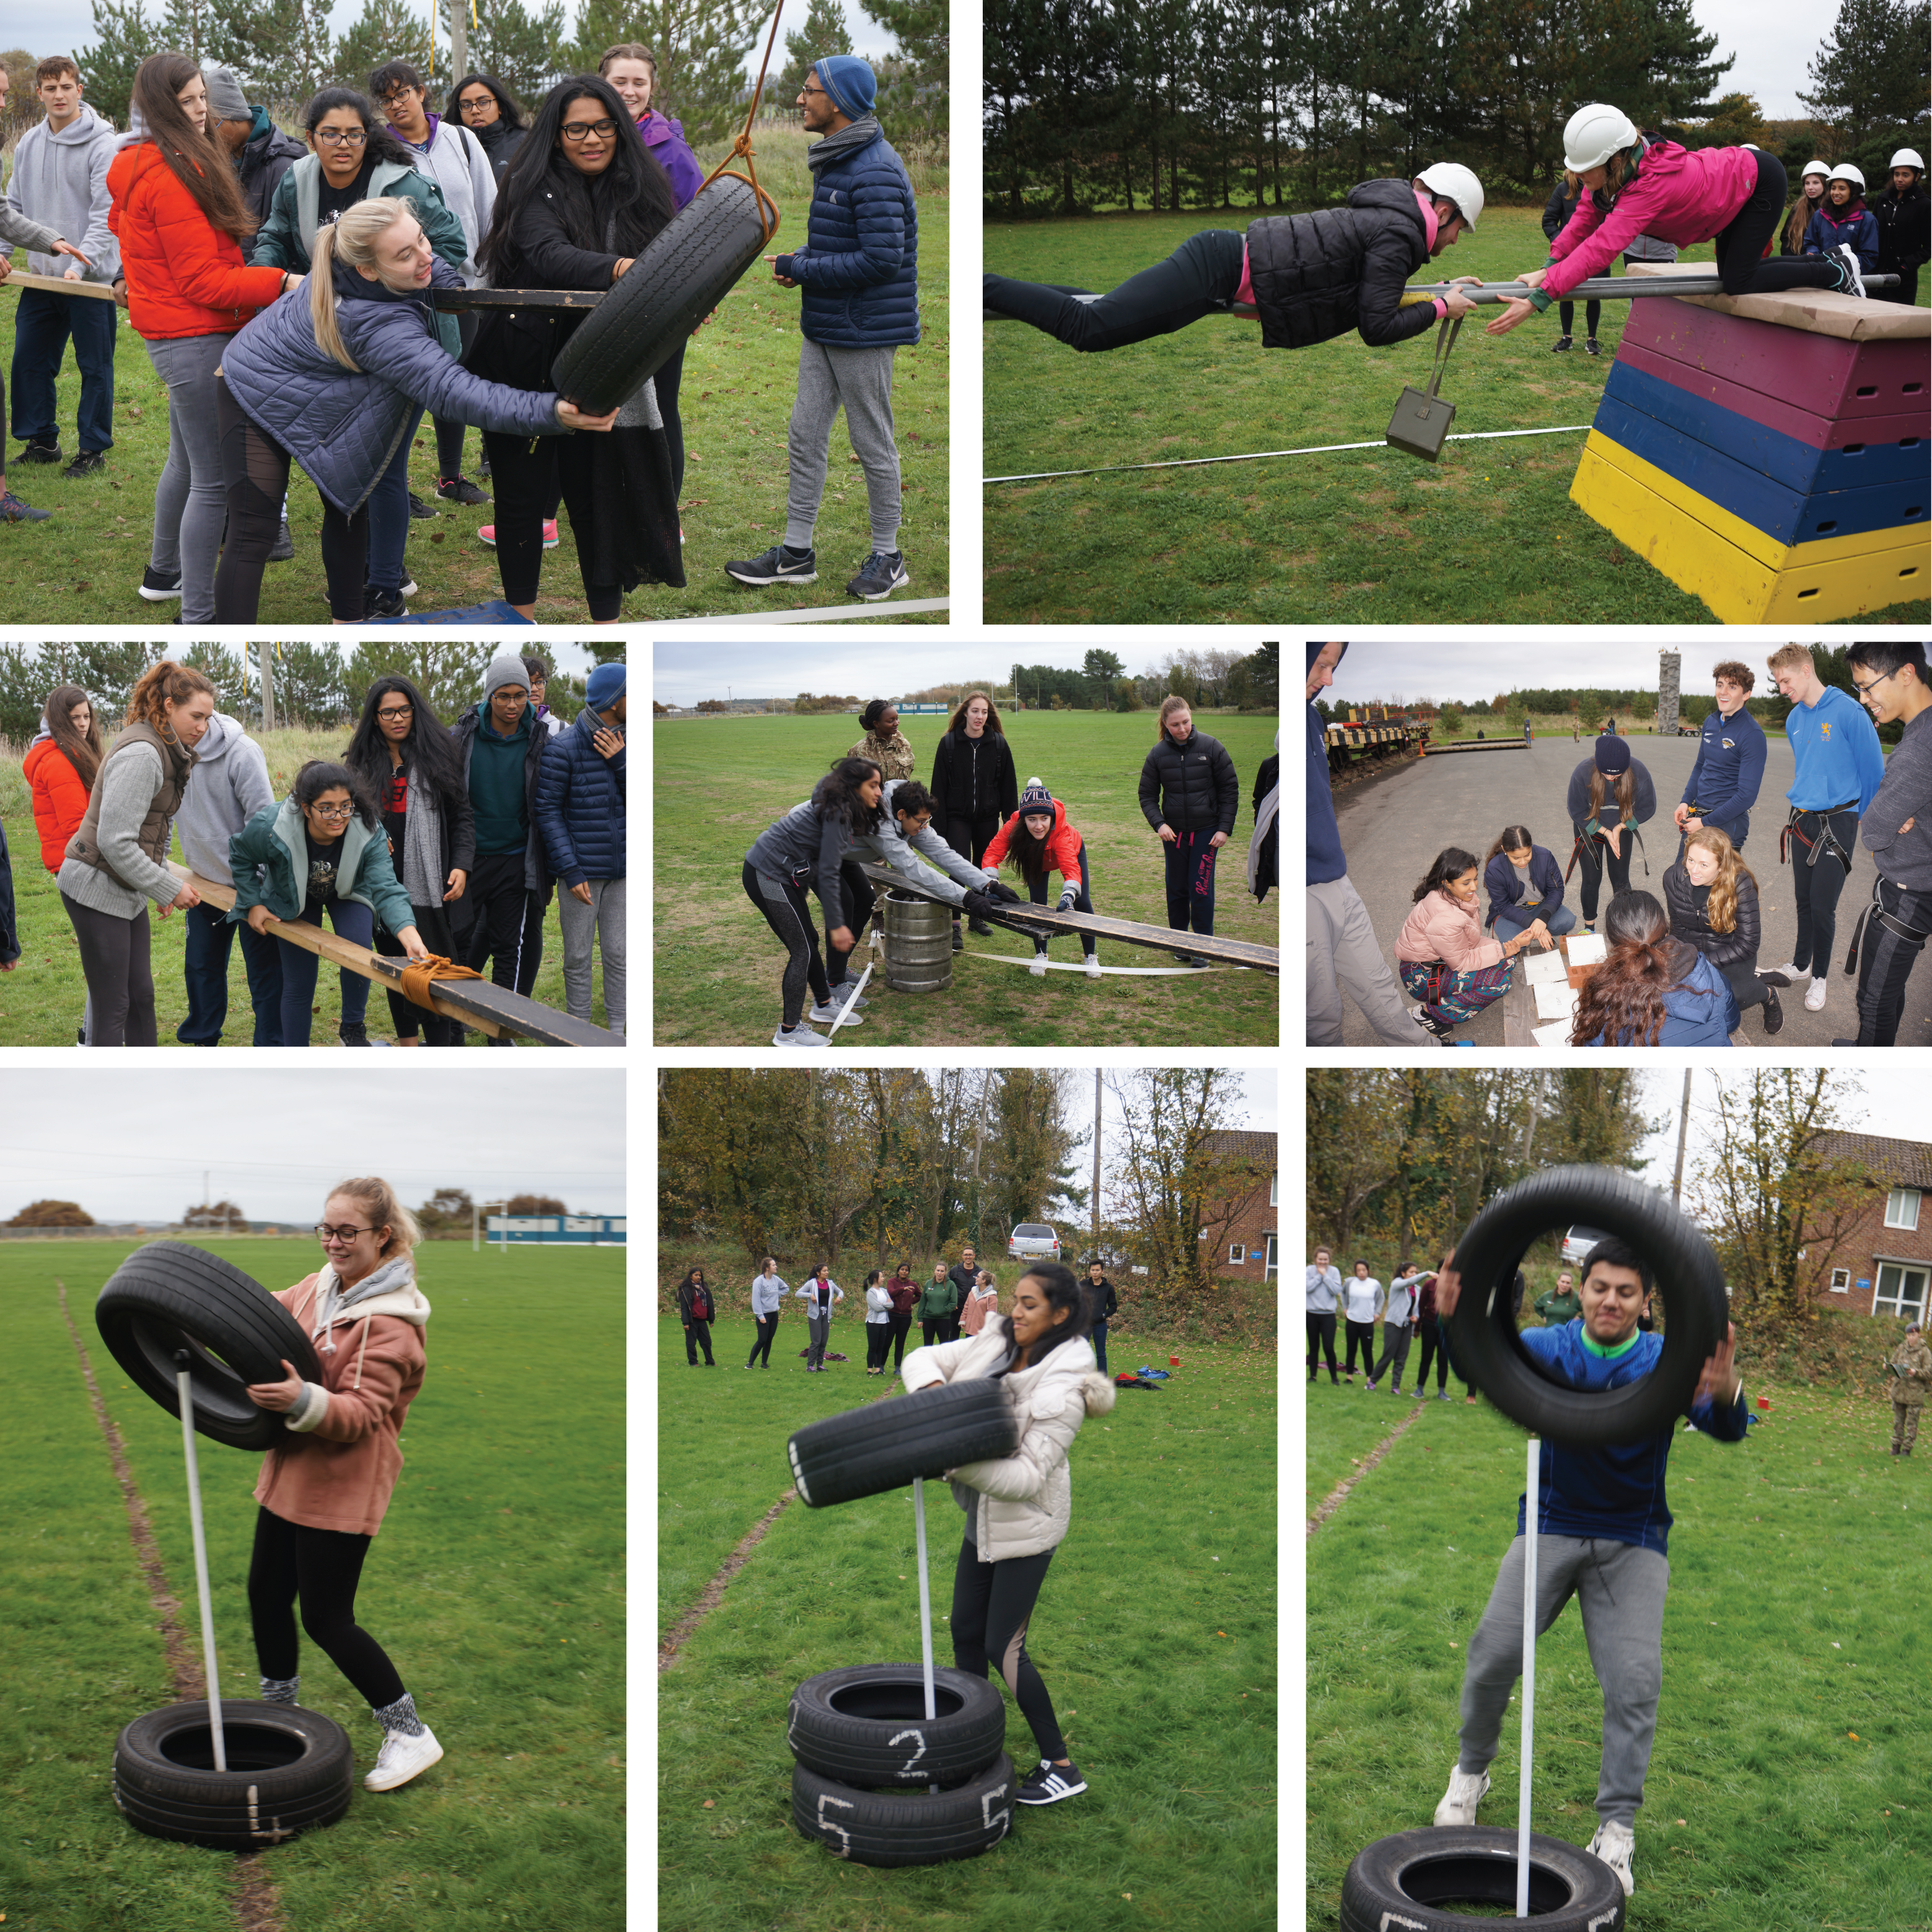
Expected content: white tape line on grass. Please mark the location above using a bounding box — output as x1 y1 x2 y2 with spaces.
985 423 1592 486
968 950 1239 976
648 597 950 627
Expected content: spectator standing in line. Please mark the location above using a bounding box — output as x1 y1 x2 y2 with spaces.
797 1265 843 1371
1137 695 1239 967
1541 172 1602 354
677 1265 716 1365
1369 1263 1422 1394
1307 1245 1341 1385
1413 1262 1452 1400
1889 1324 1931 1456
537 661 626 1039
1872 149 1928 305
917 1262 958 1350
1673 661 1766 859
1535 1271 1583 1325
1307 644 1439 1045
849 698 915 780
447 72 529 187
524 659 566 737
863 1270 895 1375
746 1257 786 1369
1802 164 1879 271
1566 734 1658 933
928 693 1019 951
1083 1260 1118 1374
1781 160 1829 255
1341 1259 1384 1385
961 1268 1003 1341
886 1263 919 1369
946 1245 983 1344
24 685 103 1042
1762 643 1886 1016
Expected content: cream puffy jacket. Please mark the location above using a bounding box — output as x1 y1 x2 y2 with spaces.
900 1317 1116 1561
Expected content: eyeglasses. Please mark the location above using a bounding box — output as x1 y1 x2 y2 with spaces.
560 118 618 141
376 704 413 721
315 1223 374 1242
308 802 356 820
1851 668 1897 698
375 89 418 107
315 128 368 146
799 85 828 98
459 95 496 113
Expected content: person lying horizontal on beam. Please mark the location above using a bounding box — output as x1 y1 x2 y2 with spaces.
982 167 1485 355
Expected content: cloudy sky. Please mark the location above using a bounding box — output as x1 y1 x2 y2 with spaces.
1633 1068 1921 1187
1319 642 1770 709
0 1070 625 1225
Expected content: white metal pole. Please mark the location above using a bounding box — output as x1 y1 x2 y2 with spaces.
175 1356 227 1772
911 1477 936 1722
1517 1434 1539 1917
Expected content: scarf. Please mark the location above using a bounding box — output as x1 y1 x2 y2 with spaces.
398 754 446 908
806 114 879 173
310 1252 416 1353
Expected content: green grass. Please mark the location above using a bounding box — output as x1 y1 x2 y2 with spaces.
658 1315 1277 1931
983 206 1931 626
1 130 947 624
652 710 1280 1046
1306 1377 1932 1930
0 1237 623 1932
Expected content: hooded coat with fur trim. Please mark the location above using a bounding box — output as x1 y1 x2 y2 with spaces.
900 1317 1116 1561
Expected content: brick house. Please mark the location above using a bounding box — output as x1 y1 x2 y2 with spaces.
1813 1132 1932 1324
1200 1130 1278 1282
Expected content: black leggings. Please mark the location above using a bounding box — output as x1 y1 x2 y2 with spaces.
984 229 1247 353
866 1322 892 1369
742 860 843 1028
1557 299 1603 337
61 895 155 1047
889 1312 912 1366
1789 808 1859 973
748 1314 779 1366
1573 830 1635 923
945 813 1001 928
1029 841 1096 956
952 1535 1066 1762
213 375 366 621
1306 1309 1338 1379
656 340 686 497
378 899 465 1046
481 427 620 620
1714 950 1770 1013
1714 152 1855 294
1343 1317 1377 1377
1853 880 1932 1045
1413 1316 1450 1392
247 1506 405 1709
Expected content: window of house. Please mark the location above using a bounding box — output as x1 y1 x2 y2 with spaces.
1830 1268 1851 1294
1269 1171 1278 1207
1229 1244 1244 1266
1873 1264 1929 1321
1884 1188 1921 1231
1264 1233 1278 1281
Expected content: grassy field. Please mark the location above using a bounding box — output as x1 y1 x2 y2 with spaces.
0 1237 624 1932
1306 1370 1931 1930
658 1314 1277 1931
1 131 947 625
652 710 1281 1047
0 726 617 1047
983 206 1931 626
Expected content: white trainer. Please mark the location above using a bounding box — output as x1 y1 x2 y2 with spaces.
1762 960 1808 986
1586 1819 1636 1896
1433 1765 1490 1826
1084 955 1102 980
1804 976 1828 1011
1029 955 1048 977
364 1724 442 1791
771 1024 828 1049
808 999 863 1025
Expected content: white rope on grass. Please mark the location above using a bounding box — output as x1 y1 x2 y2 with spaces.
649 597 951 628
968 949 1240 976
984 423 1592 486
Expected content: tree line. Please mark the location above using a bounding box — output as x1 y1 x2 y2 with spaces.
3 1188 574 1230
1011 639 1278 712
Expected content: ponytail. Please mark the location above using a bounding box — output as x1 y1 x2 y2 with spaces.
308 221 357 371
1569 890 1707 1047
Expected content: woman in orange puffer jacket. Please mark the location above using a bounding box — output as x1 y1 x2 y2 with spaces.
982 776 1103 980
23 684 104 1044
108 53 297 623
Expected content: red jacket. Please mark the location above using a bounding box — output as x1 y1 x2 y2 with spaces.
23 737 90 874
107 139 284 341
983 797 1085 884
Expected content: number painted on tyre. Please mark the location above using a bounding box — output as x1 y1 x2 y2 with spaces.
889 1728 926 1775
815 1789 854 1858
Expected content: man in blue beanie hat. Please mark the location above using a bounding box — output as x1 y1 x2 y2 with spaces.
724 54 919 604
536 661 626 1039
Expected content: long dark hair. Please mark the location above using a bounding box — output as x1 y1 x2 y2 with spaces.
814 757 884 834
43 684 104 791
678 1266 706 1293
292 759 380 830
302 87 418 170
1004 802 1056 889
1005 1261 1091 1369
1570 890 1710 1047
343 676 468 819
1483 824 1535 868
130 53 257 244
1587 766 1636 823
1413 846 1479 904
479 74 674 283
444 71 527 130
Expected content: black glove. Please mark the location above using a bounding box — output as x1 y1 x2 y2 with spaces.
962 889 998 920
983 879 1022 904
1057 884 1079 912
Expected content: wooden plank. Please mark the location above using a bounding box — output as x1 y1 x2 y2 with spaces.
1623 263 1931 342
0 268 117 301
429 287 607 310
854 863 1279 973
1422 739 1527 755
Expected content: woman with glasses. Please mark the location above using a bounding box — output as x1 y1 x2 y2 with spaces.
446 72 529 183
229 760 431 1048
245 1175 441 1793
343 677 475 1047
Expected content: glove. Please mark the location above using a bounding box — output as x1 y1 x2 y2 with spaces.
983 878 1022 904
962 888 996 920
1057 884 1079 912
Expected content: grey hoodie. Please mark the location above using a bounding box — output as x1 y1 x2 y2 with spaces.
1861 705 1932 892
5 103 118 281
173 713 273 887
846 777 997 908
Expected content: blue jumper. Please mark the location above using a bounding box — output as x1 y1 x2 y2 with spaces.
1783 685 1885 814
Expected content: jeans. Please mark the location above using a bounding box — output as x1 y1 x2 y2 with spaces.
366 407 422 594
1089 1316 1108 1374
747 1314 779 1367
983 229 1247 353
1493 903 1578 943
558 876 625 1035
786 341 901 553
11 285 116 454
178 899 284 1045
1164 827 1218 937
274 899 374 1045
145 332 232 621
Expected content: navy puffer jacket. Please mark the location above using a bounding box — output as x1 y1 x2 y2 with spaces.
775 123 919 348
1244 178 1440 351
221 257 566 515
535 708 626 887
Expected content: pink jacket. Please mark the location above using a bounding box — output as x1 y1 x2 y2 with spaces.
1394 889 1505 972
1545 142 1758 298
960 1284 1001 1335
252 1270 429 1537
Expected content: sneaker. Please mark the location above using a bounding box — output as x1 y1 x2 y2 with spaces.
1172 951 1198 967
1413 1387 1426 1399
15 439 61 464
1835 242 1868 299
268 517 295 563
772 1023 828 1049
968 916 995 936
474 519 560 549
1084 955 1102 980
1550 335 1573 353
1804 976 1828 1012
139 565 183 600
726 542 817 587
1029 955 1048 977
0 489 51 523
364 1724 442 1792
1343 1374 1354 1385
1762 960 1807 988
1183 954 1210 969
436 475 490 506
1413 1007 1454 1037
61 450 106 478
1434 1766 1490 1827
406 491 440 520
1439 1391 1452 1401
338 1021 372 1047
807 999 863 1025
1016 1759 1087 1806
398 574 419 596
1762 984 1784 1035
363 585 409 620
1584 337 1602 356
848 550 910 600
822 981 867 1012
1585 1819 1636 1897
1364 1381 1376 1393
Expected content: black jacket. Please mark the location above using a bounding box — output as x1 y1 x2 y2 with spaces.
1244 179 1441 351
0 816 19 968
1873 183 1930 275
677 1274 714 1323
236 116 309 226
1662 862 1761 972
1251 752 1278 898
1542 178 1583 244
473 118 529 183
1087 1275 1119 1321
450 704 554 895
947 1262 979 1312
929 730 1018 827
345 740 478 921
1139 728 1239 835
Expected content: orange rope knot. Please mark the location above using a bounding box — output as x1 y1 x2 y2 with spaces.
398 954 484 1013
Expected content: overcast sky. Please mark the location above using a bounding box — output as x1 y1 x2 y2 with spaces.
0 1071 625 1224
1319 642 1768 709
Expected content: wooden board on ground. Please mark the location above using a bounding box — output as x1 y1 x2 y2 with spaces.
430 288 607 310
854 863 1280 973
1 268 117 301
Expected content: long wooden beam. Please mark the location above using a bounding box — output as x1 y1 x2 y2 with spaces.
1 268 118 301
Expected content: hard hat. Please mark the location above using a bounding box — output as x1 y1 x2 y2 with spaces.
1890 149 1925 171
1563 103 1640 173
1416 162 1483 229
1800 158 1830 180
1829 162 1866 190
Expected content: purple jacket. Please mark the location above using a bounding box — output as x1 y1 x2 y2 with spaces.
638 112 703 209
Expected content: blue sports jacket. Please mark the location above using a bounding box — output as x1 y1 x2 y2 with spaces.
774 125 919 348
535 708 626 887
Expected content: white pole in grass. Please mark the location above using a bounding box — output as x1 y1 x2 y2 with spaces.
1517 1433 1539 1918
912 1475 937 1723
175 1354 227 1773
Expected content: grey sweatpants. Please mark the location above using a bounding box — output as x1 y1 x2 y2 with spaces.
806 1313 830 1367
1307 874 1433 1047
786 341 901 553
557 876 625 1037
145 332 232 623
1458 1534 1670 1829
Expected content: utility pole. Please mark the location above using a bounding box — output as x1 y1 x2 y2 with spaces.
450 0 467 93
969 1084 986 1254
1091 1071 1102 1257
258 641 275 733
1671 1069 1693 1204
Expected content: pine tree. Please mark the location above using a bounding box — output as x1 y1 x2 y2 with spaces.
775 0 851 107
862 0 946 141
79 0 165 128
566 0 765 144
452 0 566 100
1800 0 1928 147
334 0 434 94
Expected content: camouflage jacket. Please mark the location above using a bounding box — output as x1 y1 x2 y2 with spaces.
1890 1335 1932 1406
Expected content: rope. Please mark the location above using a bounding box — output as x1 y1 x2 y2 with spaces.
697 0 786 242
985 423 1592 486
397 954 485 1014
970 951 1238 976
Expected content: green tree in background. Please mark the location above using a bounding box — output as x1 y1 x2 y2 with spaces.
343 638 487 721
1800 0 1931 151
77 0 164 126
567 0 761 143
334 0 434 94
863 0 946 139
776 0 853 108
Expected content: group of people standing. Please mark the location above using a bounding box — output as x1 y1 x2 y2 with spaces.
1306 1249 1462 1399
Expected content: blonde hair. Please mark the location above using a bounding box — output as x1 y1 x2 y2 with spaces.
1157 693 1192 737
1684 826 1754 936
309 198 423 372
325 1176 420 1258
1766 643 1816 675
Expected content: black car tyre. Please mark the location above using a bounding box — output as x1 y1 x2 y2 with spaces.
95 1242 322 1451
550 175 770 413
112 1701 354 1849
791 1753 1017 1867
1341 1826 1627 1931
1447 1164 1728 1447
787 1381 1019 1508
788 1666 1006 1789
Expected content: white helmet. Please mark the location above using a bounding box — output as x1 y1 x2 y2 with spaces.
1416 161 1483 229
1801 158 1830 181
1829 162 1866 190
1890 149 1925 172
1563 103 1639 173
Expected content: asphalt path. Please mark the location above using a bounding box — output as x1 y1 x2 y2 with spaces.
1327 731 1931 1048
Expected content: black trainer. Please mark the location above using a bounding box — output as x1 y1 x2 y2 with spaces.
1762 984 1783 1036
847 550 909 601
1016 1758 1087 1805
16 440 62 464
62 450 106 478
406 491 440 520
139 565 183 600
725 542 817 587
363 585 409 619
268 517 296 563
1550 336 1573 354
436 475 490 506
338 1021 372 1046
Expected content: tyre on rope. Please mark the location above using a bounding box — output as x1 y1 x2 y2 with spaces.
112 1700 354 1850
786 1381 1020 1508
549 173 772 413
791 1752 1016 1867
95 1242 322 1452
787 1665 1006 1789
1446 1164 1728 1448
1340 1825 1627 1932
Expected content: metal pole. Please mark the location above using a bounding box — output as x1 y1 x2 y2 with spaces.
1517 1434 1539 1917
259 641 275 734
1672 1070 1693 1205
1400 273 1897 305
912 1476 937 1724
175 1354 227 1772
1092 1071 1102 1255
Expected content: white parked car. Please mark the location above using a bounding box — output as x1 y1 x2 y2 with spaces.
1007 1222 1061 1263
1560 1224 1613 1268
